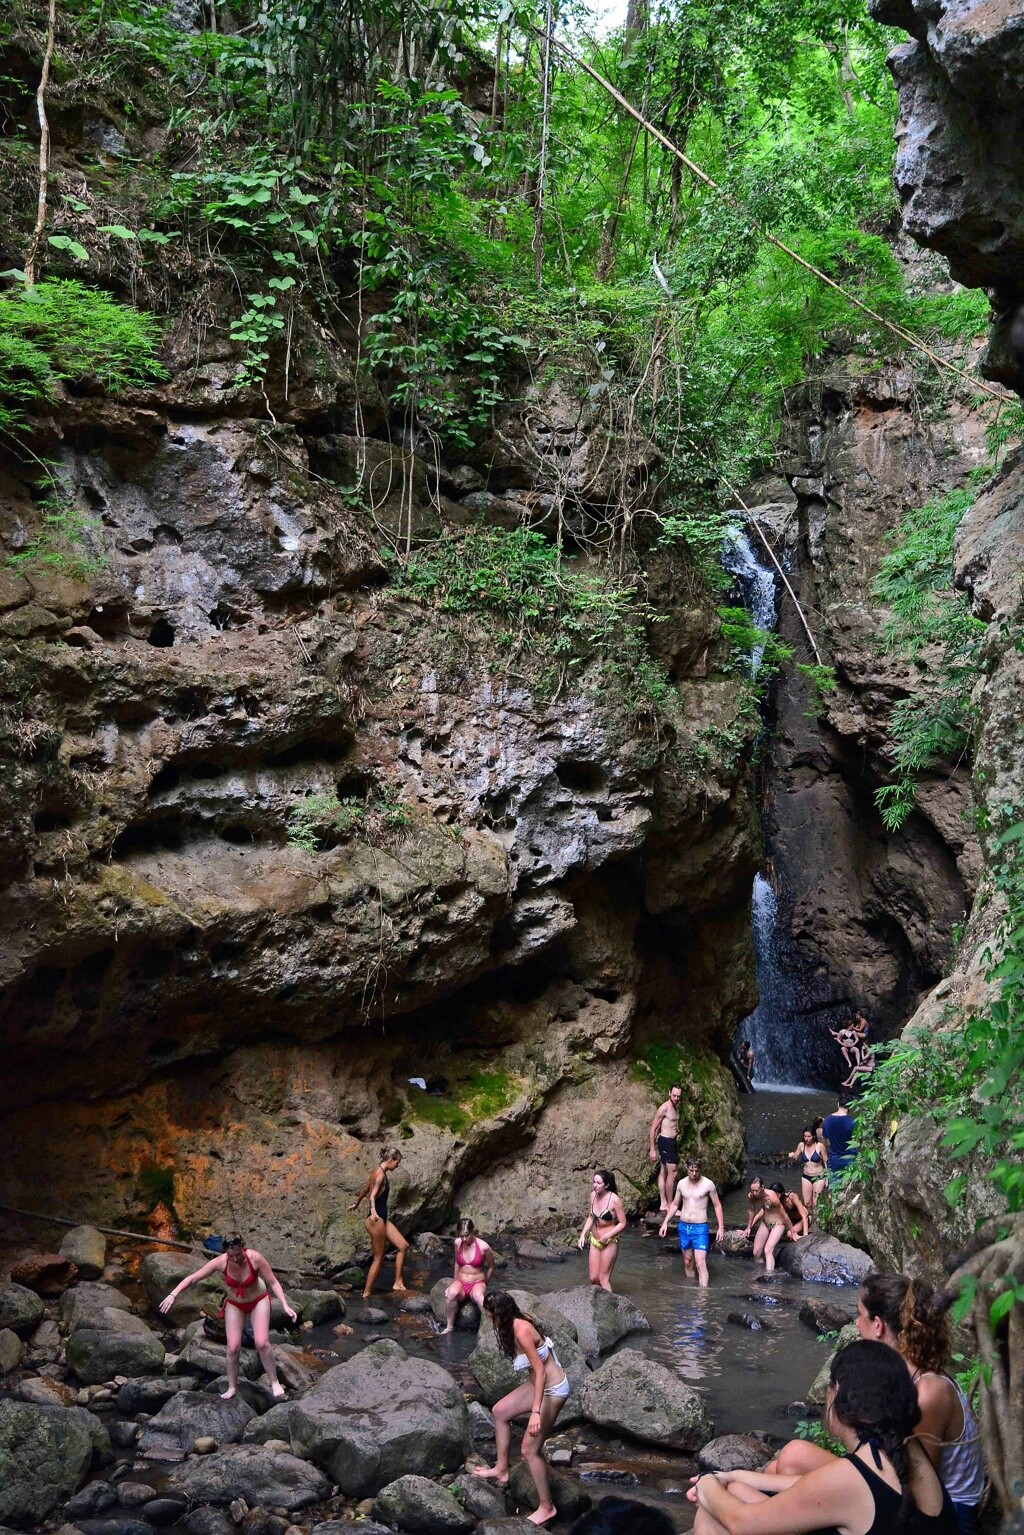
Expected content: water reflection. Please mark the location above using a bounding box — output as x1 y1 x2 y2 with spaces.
670 1287 720 1382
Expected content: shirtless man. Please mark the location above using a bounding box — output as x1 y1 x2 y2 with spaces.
648 1084 682 1212
659 1157 725 1287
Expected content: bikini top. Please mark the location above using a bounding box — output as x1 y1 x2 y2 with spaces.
224 1250 259 1297
512 1335 560 1373
800 1146 824 1165
594 1198 617 1223
456 1238 484 1268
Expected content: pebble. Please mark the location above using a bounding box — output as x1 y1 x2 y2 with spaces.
116 1484 158 1508
229 1500 248 1525
143 1499 189 1526
193 1435 218 1454
357 1307 388 1325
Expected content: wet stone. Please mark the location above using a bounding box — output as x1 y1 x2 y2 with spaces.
65 1484 119 1519
727 1312 770 1331
142 1499 189 1526
115 1483 158 1507
508 1462 591 1520
356 1307 388 1325
76 1520 157 1535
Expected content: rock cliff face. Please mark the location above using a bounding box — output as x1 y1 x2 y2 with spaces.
0 338 754 1260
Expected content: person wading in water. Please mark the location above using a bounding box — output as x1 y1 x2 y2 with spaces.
442 1217 494 1333
659 1157 725 1287
159 1234 296 1399
348 1146 409 1298
648 1083 682 1212
471 1290 571 1526
578 1169 627 1291
788 1125 828 1224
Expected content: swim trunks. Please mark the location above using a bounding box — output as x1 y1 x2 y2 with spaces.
656 1135 678 1165
678 1221 709 1252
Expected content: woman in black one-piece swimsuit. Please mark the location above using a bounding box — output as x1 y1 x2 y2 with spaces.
348 1145 409 1299
687 1340 957 1535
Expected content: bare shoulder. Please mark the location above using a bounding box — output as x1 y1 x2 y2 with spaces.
701 1177 717 1195
248 1249 271 1269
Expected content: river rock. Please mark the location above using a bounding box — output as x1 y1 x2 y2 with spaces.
18 1377 75 1411
581 1351 712 1450
799 1297 858 1334
241 1402 295 1445
414 1233 448 1260
468 1401 496 1443
289 1339 470 1496
776 1234 874 1285
66 1317 166 1383
698 1434 774 1472
138 1391 255 1452
312 1525 392 1535
0 1329 23 1373
540 1287 651 1356
175 1332 260 1380
60 1282 136 1333
475 1521 540 1535
449 1472 507 1519
140 1254 224 1323
429 1277 479 1331
168 1443 330 1511
141 1497 189 1525
0 1283 46 1337
508 1462 591 1520
727 1313 769 1332
115 1483 158 1508
513 1240 563 1263
808 1322 860 1406
76 1519 160 1535
288 1289 344 1325
10 1254 78 1297
64 1482 118 1518
0 1399 95 1524
718 1229 753 1257
116 1377 195 1416
59 1228 108 1281
274 1344 327 1392
207 1377 277 1412
373 1474 474 1532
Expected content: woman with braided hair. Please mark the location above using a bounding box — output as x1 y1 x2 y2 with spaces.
687 1340 956 1535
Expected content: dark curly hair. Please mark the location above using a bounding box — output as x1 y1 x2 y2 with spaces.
830 1340 922 1528
482 1290 543 1361
860 1272 950 1374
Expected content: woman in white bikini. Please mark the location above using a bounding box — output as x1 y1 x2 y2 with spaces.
442 1217 495 1332
578 1169 627 1291
159 1234 296 1400
471 1290 572 1526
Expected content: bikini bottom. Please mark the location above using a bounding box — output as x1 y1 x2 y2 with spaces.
544 1373 571 1400
219 1291 269 1318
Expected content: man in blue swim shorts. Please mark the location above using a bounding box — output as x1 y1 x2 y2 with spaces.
659 1158 725 1287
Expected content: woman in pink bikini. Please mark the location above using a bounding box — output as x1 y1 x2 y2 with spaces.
442 1217 495 1332
159 1235 296 1399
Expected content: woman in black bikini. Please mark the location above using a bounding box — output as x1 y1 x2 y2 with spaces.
159 1234 296 1400
578 1169 626 1291
772 1181 809 1240
688 1339 956 1535
789 1124 828 1224
348 1145 409 1299
471 1291 571 1526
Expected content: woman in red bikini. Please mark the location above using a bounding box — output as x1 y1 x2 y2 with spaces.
159 1235 296 1400
442 1217 495 1333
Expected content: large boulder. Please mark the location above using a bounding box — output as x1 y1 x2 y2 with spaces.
449 1472 507 1520
429 1277 479 1332
698 1435 774 1472
59 1228 108 1281
138 1392 255 1453
808 1323 860 1406
776 1234 873 1286
466 1290 588 1425
0 1399 95 1526
373 1475 474 1533
66 1316 166 1383
173 1331 259 1380
799 1297 858 1334
167 1443 329 1512
60 1282 135 1333
288 1339 470 1497
581 1350 713 1450
0 1329 23 1373
288 1289 344 1325
242 1400 294 1444
0 1284 45 1338
116 1378 196 1416
539 1287 651 1356
9 1254 78 1297
508 1462 591 1520
140 1253 224 1323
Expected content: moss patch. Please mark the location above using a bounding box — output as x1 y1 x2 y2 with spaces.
405 1067 519 1136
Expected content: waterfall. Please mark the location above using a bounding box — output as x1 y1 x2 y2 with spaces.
721 526 778 677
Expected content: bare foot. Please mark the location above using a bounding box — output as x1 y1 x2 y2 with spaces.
528 1507 558 1526
362 1289 373 1299
220 1388 236 1400
392 1281 408 1292
271 1381 286 1399
470 1466 509 1484
440 1325 454 1335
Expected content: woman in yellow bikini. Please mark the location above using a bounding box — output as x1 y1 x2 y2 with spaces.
159 1234 296 1400
578 1169 626 1291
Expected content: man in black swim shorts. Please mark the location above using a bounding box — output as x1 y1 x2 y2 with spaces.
648 1084 682 1212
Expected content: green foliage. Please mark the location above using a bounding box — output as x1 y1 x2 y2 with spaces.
6 480 104 579
797 663 840 714
286 788 410 853
795 1418 845 1455
406 1067 518 1135
0 279 166 434
718 605 793 683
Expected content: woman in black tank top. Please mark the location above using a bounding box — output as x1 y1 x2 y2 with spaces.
687 1341 956 1535
348 1146 408 1299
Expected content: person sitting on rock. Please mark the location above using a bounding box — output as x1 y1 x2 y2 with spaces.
442 1217 494 1332
578 1169 627 1291
688 1339 956 1535
748 1183 797 1271
158 1234 296 1400
843 1039 876 1089
830 1023 862 1073
348 1145 409 1298
471 1290 571 1526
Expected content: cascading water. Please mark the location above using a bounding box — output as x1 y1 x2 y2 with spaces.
724 521 845 1088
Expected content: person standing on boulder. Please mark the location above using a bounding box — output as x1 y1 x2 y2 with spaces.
442 1217 495 1332
348 1146 409 1298
158 1234 296 1400
648 1083 683 1212
471 1290 571 1525
659 1157 724 1287
578 1169 627 1291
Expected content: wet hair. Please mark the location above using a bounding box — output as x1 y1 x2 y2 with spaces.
860 1273 950 1374
768 1181 786 1197
567 1496 675 1535
838 1091 851 1107
802 1125 816 1141
594 1170 617 1193
829 1340 922 1528
669 1083 681 1093
686 1157 701 1169
483 1290 542 1361
456 1217 476 1238
380 1145 402 1164
742 1041 751 1050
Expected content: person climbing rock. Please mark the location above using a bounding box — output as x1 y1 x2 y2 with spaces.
748 1182 797 1270
777 1182 809 1240
659 1157 724 1286
348 1145 409 1298
158 1234 296 1399
648 1083 682 1212
789 1125 828 1223
578 1169 627 1291
742 1176 766 1239
442 1216 494 1332
471 1290 571 1526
